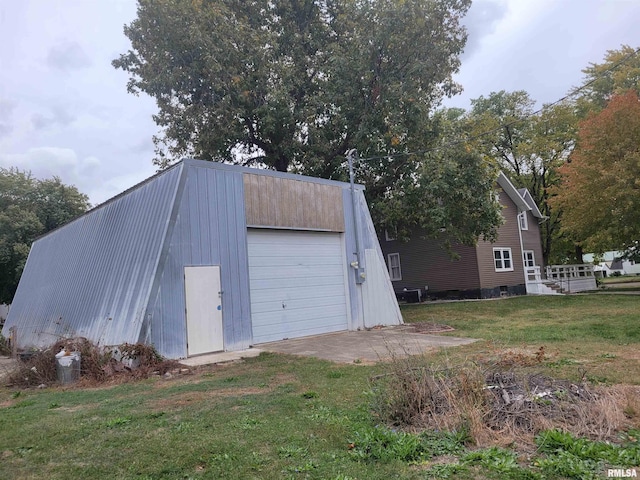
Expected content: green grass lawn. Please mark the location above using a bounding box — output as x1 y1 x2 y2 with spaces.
601 275 640 284
1 294 639 479
402 295 640 384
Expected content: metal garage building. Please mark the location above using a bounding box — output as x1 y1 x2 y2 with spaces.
2 159 402 358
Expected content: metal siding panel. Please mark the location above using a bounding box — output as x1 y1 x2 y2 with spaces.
342 189 362 329
146 165 251 357
3 166 182 350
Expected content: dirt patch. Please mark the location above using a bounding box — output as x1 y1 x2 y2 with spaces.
407 323 456 334
148 372 299 410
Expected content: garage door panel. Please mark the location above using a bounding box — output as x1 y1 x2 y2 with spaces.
249 274 345 290
248 231 339 245
248 244 341 258
248 255 344 267
249 284 346 304
248 264 344 280
251 303 348 325
250 295 347 314
248 229 349 344
251 307 348 339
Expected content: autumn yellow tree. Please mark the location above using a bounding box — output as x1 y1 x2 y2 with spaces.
552 90 640 257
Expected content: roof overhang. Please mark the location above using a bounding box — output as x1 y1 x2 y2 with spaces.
496 171 530 213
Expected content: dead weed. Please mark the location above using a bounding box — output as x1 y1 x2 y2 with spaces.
371 355 640 448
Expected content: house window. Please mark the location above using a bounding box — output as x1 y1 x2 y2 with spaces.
384 229 396 241
493 248 514 272
387 253 402 281
523 250 535 268
518 212 528 230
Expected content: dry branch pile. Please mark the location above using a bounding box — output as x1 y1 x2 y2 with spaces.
371 360 640 447
6 338 187 388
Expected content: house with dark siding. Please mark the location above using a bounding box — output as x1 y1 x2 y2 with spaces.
381 172 547 300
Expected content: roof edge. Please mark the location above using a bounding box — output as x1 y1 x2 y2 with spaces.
497 172 530 212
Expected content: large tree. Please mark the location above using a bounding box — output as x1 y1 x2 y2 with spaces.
0 169 89 303
467 91 577 264
370 108 503 246
114 0 470 173
114 0 503 245
551 90 640 258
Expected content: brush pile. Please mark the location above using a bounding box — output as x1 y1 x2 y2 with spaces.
5 337 187 388
371 360 640 446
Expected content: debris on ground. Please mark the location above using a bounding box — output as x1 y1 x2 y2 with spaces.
408 323 456 334
371 360 640 447
4 337 190 388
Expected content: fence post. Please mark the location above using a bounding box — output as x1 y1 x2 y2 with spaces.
9 326 17 359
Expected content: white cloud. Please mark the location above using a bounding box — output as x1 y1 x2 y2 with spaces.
0 147 158 206
46 40 92 71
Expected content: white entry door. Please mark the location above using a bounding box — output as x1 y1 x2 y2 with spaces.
185 266 224 356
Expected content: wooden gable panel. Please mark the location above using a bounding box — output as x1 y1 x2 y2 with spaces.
243 174 345 232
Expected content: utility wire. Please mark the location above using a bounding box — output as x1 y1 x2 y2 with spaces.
354 46 640 163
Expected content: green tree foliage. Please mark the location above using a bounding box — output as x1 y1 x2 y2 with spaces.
114 0 470 172
0 169 90 303
468 91 578 263
551 90 640 258
578 45 640 111
114 0 503 246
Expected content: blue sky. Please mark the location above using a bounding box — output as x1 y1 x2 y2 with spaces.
1 0 640 205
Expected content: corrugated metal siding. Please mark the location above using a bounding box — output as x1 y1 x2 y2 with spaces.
243 174 345 232
521 211 545 270
356 190 402 326
343 189 402 329
2 165 183 349
476 190 525 289
342 188 363 329
146 164 252 358
380 233 480 293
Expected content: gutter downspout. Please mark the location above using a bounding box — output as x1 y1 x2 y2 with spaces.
517 211 528 293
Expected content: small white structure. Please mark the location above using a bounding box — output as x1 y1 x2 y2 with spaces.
545 265 597 293
583 251 640 277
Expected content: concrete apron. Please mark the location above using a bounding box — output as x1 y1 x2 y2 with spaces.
182 325 477 367
0 327 478 373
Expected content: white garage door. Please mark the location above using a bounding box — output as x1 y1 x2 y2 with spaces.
247 229 350 344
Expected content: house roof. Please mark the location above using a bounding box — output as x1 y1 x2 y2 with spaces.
516 188 545 219
496 172 530 213
610 258 624 270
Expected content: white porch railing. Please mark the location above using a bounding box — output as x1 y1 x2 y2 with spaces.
545 264 597 293
525 266 561 295
525 266 541 283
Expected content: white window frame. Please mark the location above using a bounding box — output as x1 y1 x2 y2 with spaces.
518 211 528 230
384 229 395 241
523 250 535 268
387 253 402 281
493 248 514 272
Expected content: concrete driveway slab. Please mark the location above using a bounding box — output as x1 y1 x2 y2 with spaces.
257 325 477 364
